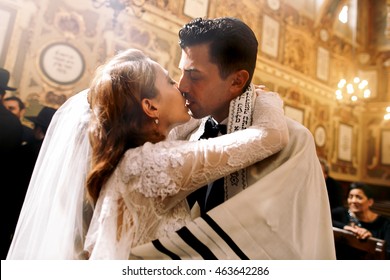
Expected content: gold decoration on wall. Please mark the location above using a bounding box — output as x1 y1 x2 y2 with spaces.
92 0 146 26
283 27 312 75
54 11 86 39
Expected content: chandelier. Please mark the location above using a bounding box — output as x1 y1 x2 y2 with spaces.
92 0 146 25
334 1 374 106
335 77 371 104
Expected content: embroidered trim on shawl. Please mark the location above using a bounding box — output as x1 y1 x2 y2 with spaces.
224 84 255 199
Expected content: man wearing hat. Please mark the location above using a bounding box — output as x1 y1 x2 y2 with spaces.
26 106 57 159
4 96 35 147
0 68 23 259
0 68 22 150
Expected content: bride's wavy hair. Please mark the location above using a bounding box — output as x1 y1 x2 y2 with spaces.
87 49 164 204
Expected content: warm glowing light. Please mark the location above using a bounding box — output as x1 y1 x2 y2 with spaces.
363 89 371 98
339 5 348 23
346 83 354 94
335 89 343 100
338 79 346 88
359 80 368 88
335 77 371 104
383 107 390 120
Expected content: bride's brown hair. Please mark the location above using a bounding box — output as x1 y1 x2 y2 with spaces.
86 49 164 204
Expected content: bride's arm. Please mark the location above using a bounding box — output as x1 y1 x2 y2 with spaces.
122 91 288 210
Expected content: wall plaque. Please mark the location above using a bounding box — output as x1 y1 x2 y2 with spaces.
314 126 326 147
39 42 85 85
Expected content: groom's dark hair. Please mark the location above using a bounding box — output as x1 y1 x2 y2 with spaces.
179 17 258 89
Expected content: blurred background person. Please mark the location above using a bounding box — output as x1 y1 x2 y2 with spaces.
0 68 22 150
1 105 58 259
319 157 344 212
0 68 22 259
26 106 57 162
4 97 39 237
332 182 390 259
4 96 34 146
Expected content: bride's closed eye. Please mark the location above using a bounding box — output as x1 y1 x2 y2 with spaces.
168 76 177 85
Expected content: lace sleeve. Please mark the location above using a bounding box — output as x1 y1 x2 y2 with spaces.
119 91 288 210
251 90 289 151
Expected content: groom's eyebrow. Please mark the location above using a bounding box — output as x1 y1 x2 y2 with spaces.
179 65 196 72
178 60 199 73
182 68 202 76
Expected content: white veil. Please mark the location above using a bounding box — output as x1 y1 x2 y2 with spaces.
7 90 93 259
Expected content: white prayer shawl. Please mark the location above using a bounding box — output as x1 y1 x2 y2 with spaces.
131 91 335 259
172 85 256 202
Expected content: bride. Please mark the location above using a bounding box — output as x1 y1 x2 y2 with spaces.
7 48 288 259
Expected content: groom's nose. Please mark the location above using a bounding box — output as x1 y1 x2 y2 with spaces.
178 74 190 95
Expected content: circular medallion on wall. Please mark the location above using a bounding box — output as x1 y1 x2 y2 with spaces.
314 126 326 147
267 0 280 10
39 42 85 85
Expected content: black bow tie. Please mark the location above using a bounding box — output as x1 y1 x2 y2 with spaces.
200 117 227 139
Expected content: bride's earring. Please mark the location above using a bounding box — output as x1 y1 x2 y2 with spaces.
154 118 159 125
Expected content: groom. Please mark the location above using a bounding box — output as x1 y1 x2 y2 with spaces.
130 17 335 259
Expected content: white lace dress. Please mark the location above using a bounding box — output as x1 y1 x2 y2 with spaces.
84 91 288 259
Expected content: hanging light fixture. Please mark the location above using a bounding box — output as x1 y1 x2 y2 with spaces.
335 77 371 104
334 0 372 105
92 0 146 26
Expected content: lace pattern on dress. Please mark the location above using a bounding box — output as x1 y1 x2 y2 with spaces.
85 89 288 259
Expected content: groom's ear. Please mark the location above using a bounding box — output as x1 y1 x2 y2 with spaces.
141 98 158 118
230 70 249 93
